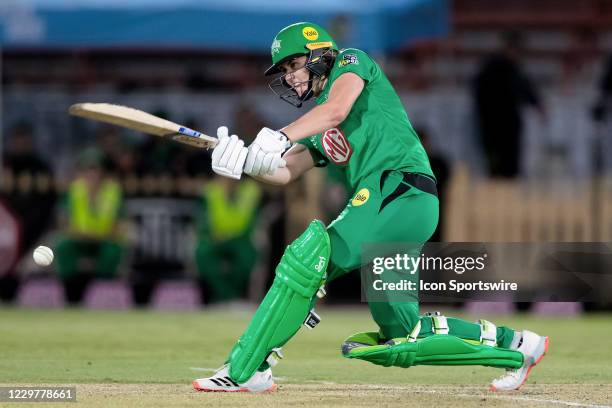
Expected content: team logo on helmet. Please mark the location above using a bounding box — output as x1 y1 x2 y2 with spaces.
321 128 352 165
271 39 282 55
302 26 319 41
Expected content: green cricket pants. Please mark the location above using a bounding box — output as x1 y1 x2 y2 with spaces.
325 170 516 348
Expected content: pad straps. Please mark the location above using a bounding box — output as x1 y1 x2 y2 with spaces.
427 311 449 335
265 348 284 367
479 319 498 347
408 321 421 343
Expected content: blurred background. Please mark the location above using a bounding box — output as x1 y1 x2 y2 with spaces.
0 0 611 312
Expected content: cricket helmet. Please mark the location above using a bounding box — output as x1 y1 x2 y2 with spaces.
265 22 338 107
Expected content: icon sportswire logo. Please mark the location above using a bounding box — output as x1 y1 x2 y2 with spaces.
321 128 352 165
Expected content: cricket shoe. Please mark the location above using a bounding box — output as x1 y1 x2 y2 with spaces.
490 330 549 391
192 364 277 393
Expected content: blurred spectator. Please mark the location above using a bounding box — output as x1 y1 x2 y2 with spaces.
195 176 262 304
592 55 612 174
593 55 612 123
94 125 142 177
1 122 56 302
233 103 267 144
416 127 450 242
137 110 191 176
95 125 123 172
184 119 213 178
472 31 545 178
55 148 124 304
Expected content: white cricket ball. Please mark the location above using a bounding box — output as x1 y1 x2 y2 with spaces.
33 245 54 266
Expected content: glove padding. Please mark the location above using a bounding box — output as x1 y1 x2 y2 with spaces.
211 126 248 180
244 127 288 177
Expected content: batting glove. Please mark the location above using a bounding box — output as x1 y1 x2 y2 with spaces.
211 126 248 180
244 127 288 177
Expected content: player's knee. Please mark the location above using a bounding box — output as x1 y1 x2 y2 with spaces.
275 220 331 298
370 302 420 340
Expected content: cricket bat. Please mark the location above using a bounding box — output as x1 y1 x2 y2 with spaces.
68 103 218 149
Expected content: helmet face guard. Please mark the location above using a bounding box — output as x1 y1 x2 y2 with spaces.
268 48 336 108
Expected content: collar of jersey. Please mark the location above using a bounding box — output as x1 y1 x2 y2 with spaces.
315 48 347 104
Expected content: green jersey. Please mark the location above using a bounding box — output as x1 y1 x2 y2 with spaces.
299 48 434 193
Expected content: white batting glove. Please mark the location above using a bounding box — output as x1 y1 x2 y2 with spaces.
211 126 248 180
244 127 288 176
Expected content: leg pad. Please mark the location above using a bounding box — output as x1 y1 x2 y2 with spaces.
228 220 330 383
342 331 523 369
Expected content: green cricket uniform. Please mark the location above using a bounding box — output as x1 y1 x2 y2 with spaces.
298 47 437 277
224 23 523 384
300 48 434 191
300 48 515 347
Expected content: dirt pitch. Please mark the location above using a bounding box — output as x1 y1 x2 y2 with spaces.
5 383 608 408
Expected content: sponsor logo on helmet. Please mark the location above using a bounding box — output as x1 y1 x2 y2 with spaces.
321 128 352 165
302 26 319 41
271 39 282 55
339 53 359 67
351 188 370 207
305 41 333 50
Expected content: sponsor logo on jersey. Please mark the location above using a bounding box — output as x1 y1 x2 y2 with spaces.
351 188 370 207
321 128 352 165
271 39 282 55
339 53 359 67
302 27 319 40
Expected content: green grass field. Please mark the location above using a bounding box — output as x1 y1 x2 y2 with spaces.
0 307 611 407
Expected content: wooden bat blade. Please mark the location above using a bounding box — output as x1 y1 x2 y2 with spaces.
68 103 218 149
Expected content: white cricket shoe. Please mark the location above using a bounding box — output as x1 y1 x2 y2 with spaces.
192 364 277 393
490 330 549 391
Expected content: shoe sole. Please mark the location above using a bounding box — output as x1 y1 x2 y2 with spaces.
192 381 278 393
490 336 549 392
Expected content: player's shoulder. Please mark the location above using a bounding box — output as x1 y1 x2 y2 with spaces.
338 47 369 56
333 48 375 72
337 48 370 62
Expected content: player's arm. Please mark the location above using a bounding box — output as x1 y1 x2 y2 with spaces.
281 72 365 143
243 73 364 177
252 144 314 186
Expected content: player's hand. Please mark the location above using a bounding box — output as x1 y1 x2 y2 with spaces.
211 126 248 180
244 127 288 176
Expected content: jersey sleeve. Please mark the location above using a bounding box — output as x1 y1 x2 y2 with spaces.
297 138 328 168
330 48 377 84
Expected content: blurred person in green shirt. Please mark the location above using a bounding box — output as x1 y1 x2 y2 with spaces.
195 176 262 304
55 148 124 304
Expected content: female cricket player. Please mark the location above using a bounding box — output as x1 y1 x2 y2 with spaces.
193 22 548 393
